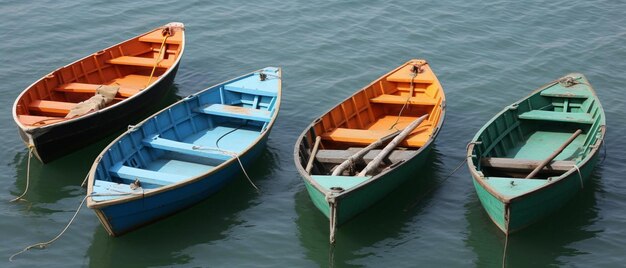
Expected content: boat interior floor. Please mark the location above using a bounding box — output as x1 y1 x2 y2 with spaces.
322 115 432 148
95 122 261 198
480 130 586 179
507 130 586 161
23 73 160 124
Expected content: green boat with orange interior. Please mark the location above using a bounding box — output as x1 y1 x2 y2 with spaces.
294 59 445 243
466 74 605 234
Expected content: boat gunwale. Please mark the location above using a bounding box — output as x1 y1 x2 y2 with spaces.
466 73 606 204
86 67 282 209
294 59 446 200
12 22 186 132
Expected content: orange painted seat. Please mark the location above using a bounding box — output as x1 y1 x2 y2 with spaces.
321 116 433 147
321 128 430 147
370 94 438 105
28 100 74 116
18 115 65 125
107 56 173 68
56 83 140 97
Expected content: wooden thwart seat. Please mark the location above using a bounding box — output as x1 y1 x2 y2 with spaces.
540 85 591 98
518 110 594 124
196 104 272 122
321 128 429 147
481 157 575 173
29 100 74 116
109 162 186 186
370 94 438 106
316 148 416 164
142 135 232 161
56 83 140 97
18 115 65 125
93 180 136 194
107 56 173 68
224 84 278 97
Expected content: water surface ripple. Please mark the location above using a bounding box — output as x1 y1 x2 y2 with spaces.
1 0 625 267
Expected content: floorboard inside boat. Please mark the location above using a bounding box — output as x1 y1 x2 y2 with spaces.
183 124 261 152
507 130 587 161
146 159 215 178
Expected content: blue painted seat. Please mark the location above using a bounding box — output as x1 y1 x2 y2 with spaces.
222 68 279 97
196 104 271 122
142 135 232 161
109 162 187 186
92 180 143 201
518 110 594 124
224 84 277 97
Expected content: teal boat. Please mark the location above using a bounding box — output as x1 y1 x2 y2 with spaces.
294 60 445 243
466 73 605 234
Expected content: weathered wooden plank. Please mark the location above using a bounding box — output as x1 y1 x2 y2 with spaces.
317 148 416 164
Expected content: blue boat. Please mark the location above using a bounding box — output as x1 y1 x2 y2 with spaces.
86 67 281 236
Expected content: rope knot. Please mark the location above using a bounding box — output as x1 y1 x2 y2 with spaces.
161 26 173 37
558 76 577 87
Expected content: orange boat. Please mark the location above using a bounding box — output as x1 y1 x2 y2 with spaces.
12 22 185 163
295 59 445 242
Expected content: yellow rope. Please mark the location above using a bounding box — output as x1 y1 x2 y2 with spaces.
145 32 170 88
389 71 417 130
10 145 34 202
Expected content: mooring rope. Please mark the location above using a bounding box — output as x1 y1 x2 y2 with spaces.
325 194 338 244
404 157 467 211
328 243 336 268
10 146 34 203
405 141 480 211
389 68 418 130
80 173 89 188
10 190 144 261
192 146 259 192
502 207 510 268
573 164 584 189
145 28 172 87
10 195 87 261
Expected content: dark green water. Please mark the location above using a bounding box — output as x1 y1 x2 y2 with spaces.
2 0 625 267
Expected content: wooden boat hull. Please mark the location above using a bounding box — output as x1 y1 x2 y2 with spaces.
472 151 599 233
302 141 434 225
467 73 605 234
18 64 179 163
92 135 267 236
13 23 185 163
87 67 281 236
295 59 445 241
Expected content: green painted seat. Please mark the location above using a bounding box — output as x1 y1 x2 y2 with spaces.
540 84 592 98
311 175 370 191
518 110 594 124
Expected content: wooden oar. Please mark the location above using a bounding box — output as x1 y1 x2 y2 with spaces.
525 129 582 179
305 136 321 174
358 114 428 176
330 131 400 176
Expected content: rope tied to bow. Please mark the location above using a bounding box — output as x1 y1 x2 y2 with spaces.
10 145 35 203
